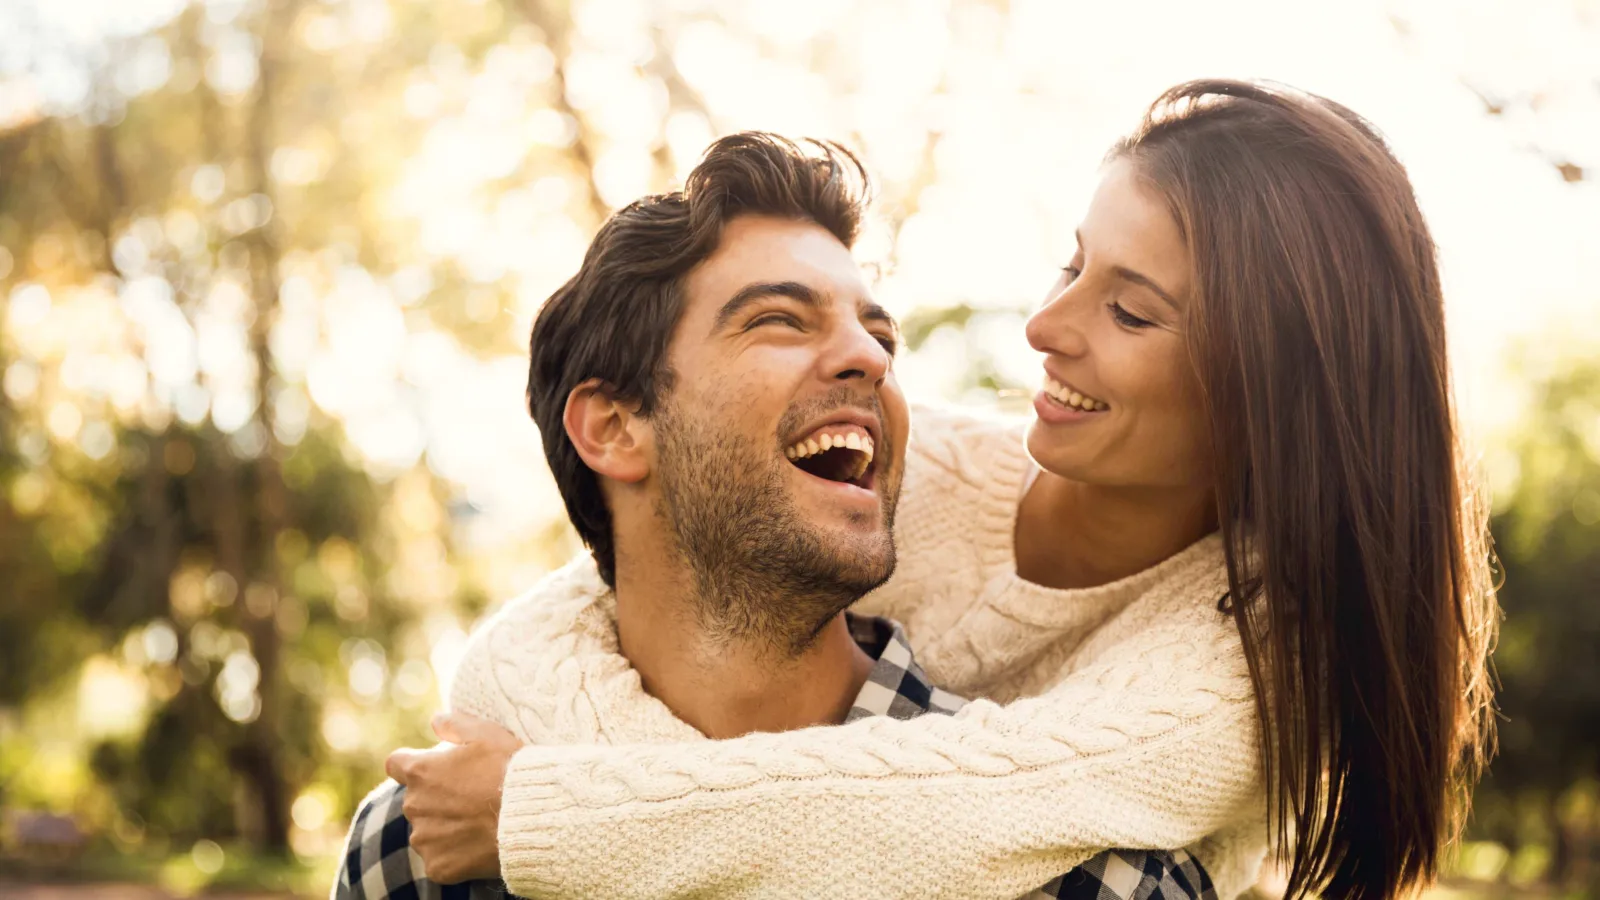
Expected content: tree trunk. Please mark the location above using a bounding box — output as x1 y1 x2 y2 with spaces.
1549 793 1573 888
223 0 303 856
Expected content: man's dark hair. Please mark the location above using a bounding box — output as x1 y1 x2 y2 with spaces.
526 132 872 587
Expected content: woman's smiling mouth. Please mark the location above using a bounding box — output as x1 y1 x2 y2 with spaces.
1042 374 1108 412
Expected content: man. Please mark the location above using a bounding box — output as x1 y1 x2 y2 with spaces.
334 133 1214 900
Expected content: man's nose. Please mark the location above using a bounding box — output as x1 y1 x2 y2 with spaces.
825 320 892 384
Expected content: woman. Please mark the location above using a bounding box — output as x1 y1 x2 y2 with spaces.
455 79 1499 900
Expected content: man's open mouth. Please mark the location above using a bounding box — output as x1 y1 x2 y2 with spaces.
784 424 876 489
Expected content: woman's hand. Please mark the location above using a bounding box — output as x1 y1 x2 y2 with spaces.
385 712 521 885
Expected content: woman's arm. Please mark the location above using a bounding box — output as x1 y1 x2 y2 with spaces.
496 618 1262 900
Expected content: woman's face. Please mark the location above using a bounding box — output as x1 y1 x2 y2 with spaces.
1024 158 1212 490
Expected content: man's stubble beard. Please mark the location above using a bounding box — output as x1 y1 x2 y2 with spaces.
652 392 898 656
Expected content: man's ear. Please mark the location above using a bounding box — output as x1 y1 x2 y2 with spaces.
563 378 650 485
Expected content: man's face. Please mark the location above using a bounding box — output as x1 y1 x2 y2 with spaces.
646 214 909 649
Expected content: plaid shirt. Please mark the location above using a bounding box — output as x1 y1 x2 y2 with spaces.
334 614 1216 900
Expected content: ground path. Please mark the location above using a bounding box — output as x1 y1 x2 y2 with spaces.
0 882 299 899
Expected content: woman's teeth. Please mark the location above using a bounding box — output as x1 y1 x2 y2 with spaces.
1043 375 1108 411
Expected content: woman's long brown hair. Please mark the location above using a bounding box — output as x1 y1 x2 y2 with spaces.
1113 80 1499 899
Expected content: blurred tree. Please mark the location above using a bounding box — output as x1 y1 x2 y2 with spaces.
0 0 505 858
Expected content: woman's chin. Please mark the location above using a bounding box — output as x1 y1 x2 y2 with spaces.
1024 425 1091 482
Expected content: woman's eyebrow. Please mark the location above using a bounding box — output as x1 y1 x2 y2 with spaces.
1111 266 1181 313
1075 228 1180 313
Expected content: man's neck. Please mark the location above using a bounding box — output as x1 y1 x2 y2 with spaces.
610 556 875 740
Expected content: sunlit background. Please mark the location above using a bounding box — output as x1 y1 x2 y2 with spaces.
0 0 1596 896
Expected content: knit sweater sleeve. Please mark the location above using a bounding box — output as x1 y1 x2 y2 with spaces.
495 604 1261 900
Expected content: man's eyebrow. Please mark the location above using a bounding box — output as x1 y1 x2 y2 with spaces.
1076 229 1181 313
861 302 898 333
712 281 823 331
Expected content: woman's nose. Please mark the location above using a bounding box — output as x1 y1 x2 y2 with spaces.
1026 287 1090 358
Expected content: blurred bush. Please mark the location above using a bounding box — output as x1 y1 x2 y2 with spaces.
1469 356 1600 892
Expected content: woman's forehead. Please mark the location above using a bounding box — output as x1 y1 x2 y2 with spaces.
1083 161 1191 299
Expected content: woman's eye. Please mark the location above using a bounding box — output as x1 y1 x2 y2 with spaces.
1108 302 1154 329
1060 265 1082 283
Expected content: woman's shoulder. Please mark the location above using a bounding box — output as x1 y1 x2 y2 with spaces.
1065 535 1249 689
896 401 1033 538
853 403 1031 626
911 531 1247 698
905 401 1031 477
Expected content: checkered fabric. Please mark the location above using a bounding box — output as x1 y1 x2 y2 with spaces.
333 614 1215 900
1025 848 1216 900
845 613 967 722
331 779 516 900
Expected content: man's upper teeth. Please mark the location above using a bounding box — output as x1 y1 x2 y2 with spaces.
1044 375 1107 411
786 431 875 461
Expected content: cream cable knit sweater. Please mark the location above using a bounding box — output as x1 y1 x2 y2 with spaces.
449 406 1269 900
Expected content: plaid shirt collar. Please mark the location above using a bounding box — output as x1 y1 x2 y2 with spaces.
843 613 968 722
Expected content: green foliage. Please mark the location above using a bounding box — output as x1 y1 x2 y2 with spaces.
1471 357 1600 890
0 0 512 872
